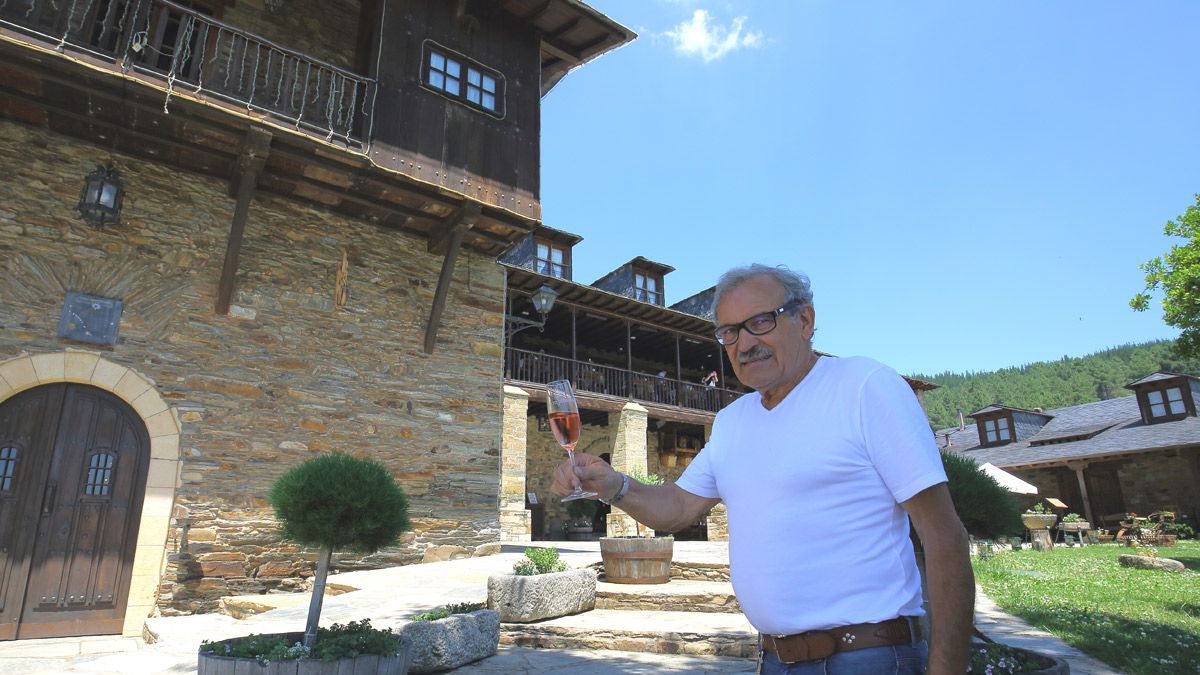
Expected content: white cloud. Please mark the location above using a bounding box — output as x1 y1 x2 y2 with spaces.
663 9 764 62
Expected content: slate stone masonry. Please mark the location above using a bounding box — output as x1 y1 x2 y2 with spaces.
0 120 506 613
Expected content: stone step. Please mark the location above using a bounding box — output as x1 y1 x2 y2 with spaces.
500 609 757 659
596 579 742 614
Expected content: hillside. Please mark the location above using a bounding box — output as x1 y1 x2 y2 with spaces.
916 340 1200 430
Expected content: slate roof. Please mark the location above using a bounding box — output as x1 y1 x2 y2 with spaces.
936 390 1200 469
1124 371 1200 388
968 404 1053 419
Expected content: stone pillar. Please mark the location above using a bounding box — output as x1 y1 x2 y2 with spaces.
499 385 531 541
702 421 730 541
606 401 648 537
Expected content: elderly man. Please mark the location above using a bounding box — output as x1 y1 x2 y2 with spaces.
552 264 973 674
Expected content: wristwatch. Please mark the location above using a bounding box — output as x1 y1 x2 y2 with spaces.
600 473 630 505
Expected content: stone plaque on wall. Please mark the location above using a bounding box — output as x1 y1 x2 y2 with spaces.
57 291 123 345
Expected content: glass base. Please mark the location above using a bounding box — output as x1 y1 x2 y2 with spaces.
560 488 597 502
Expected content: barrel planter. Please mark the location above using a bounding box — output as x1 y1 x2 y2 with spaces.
599 536 674 584
198 632 412 675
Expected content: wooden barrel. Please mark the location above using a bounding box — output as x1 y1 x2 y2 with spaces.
599 536 673 584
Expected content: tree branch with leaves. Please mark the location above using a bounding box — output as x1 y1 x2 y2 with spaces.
1131 194 1200 357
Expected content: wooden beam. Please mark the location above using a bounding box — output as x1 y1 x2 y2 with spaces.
215 128 272 315
423 203 481 353
546 17 580 40
522 0 552 21
541 40 581 64
428 201 481 255
1067 462 1095 525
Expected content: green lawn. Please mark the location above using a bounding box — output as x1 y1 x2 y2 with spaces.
972 541 1200 675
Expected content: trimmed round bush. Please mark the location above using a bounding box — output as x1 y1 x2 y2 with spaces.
941 451 1023 539
269 453 411 553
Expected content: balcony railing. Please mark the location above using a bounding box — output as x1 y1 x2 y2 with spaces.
506 348 740 414
1 0 374 149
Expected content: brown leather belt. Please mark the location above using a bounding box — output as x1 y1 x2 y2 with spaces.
760 617 920 664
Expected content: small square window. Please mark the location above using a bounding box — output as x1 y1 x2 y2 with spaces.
424 44 504 117
1167 387 1186 414
535 241 568 278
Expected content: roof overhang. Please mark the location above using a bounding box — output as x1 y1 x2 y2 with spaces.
986 443 1196 472
499 0 637 96
504 262 713 338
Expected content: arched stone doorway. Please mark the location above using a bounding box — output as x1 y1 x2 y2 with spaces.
0 352 179 638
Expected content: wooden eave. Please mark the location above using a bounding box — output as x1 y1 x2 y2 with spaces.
0 34 537 257
522 384 719 426
627 256 675 277
499 0 636 96
504 263 713 339
531 224 583 247
992 443 1197 472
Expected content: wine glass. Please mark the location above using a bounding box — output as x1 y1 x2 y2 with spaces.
546 379 596 502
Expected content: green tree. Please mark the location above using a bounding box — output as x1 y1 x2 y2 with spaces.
940 451 1022 539
269 453 410 649
1131 194 1200 356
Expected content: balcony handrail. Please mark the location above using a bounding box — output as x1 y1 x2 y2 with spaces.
505 347 741 414
1 0 376 150
153 0 364 81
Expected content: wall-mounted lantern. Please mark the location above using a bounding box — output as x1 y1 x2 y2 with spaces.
76 163 123 227
505 283 558 341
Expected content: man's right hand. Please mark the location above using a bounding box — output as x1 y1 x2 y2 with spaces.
550 453 622 500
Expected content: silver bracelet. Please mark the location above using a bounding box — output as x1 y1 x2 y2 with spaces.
600 473 630 505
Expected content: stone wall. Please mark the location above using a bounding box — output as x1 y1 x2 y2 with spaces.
1115 449 1199 518
0 119 505 613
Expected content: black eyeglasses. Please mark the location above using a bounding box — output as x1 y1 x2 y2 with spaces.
713 299 804 346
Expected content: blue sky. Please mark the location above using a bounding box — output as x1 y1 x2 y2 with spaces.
538 1 1200 376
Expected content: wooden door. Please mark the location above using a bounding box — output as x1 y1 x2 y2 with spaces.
0 384 150 640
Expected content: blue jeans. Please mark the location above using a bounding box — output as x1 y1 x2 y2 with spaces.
759 640 928 674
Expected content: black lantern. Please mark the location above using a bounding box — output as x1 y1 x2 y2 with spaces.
505 283 558 341
530 283 557 315
77 163 123 227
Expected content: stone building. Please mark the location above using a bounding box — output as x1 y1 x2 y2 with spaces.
0 0 633 639
937 372 1200 528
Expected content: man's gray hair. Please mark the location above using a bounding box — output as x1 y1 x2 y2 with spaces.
710 264 813 324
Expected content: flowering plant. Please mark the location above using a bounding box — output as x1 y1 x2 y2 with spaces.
966 641 1051 673
1025 503 1050 514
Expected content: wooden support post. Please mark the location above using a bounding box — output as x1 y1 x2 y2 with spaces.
215 128 271 315
423 203 481 353
1068 462 1095 525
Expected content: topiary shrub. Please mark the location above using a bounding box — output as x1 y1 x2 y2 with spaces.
269 453 411 648
940 451 1023 540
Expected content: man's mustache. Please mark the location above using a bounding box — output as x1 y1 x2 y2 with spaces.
737 346 772 364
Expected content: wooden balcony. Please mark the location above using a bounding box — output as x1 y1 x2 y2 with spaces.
0 0 540 258
1 0 371 148
506 348 741 416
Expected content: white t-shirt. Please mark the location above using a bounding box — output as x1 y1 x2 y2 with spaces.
676 356 946 635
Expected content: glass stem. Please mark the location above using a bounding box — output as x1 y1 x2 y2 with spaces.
565 447 580 489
